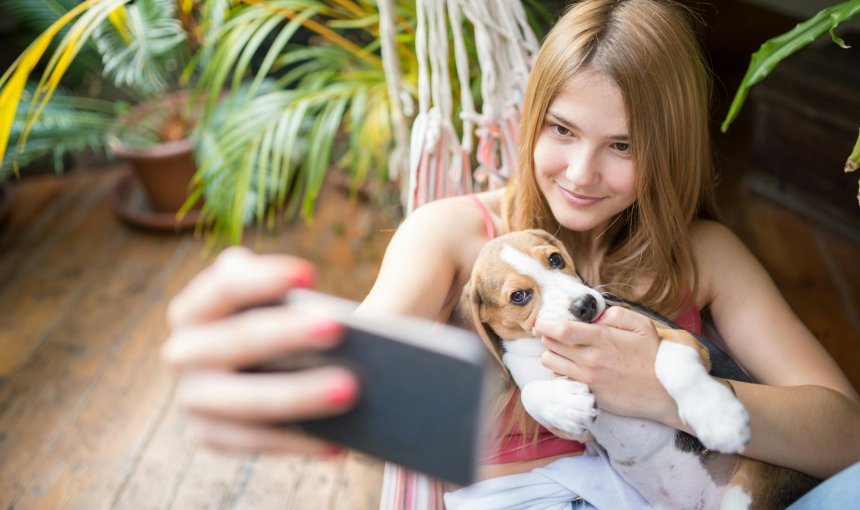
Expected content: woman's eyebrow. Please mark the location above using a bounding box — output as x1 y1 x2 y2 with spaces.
546 110 576 129
546 110 628 141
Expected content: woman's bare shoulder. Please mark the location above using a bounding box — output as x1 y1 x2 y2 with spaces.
402 190 504 240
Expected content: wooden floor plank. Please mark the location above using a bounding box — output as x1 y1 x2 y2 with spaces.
228 456 308 510
111 389 192 510
282 458 345 510
0 168 116 282
0 228 200 506
0 171 122 375
166 449 248 510
10 239 208 510
328 453 385 510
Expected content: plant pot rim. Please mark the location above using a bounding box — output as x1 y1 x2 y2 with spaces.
109 136 194 160
109 89 197 160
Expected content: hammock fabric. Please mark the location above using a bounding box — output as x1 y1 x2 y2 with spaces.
377 0 539 508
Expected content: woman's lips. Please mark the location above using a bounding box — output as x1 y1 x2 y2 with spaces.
558 185 603 206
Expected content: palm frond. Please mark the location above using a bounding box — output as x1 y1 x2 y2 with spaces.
3 0 83 31
93 0 188 97
1 85 118 179
196 1 320 114
0 0 112 170
1 0 105 79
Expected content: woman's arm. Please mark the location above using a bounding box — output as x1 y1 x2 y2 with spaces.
691 220 860 479
358 197 480 320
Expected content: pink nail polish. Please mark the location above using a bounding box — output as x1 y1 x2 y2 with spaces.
310 321 342 338
325 445 345 459
291 267 316 288
325 375 357 406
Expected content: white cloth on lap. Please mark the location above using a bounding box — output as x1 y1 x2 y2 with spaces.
444 444 648 510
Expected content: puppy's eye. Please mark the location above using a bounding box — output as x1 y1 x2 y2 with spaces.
509 289 533 306
548 253 565 269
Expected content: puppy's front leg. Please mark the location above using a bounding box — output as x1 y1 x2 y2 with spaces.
654 336 750 453
521 378 596 440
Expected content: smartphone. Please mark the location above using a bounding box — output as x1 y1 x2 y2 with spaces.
245 288 496 486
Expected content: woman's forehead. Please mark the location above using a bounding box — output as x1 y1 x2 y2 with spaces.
547 69 628 136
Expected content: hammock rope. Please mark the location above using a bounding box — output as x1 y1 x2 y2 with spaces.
386 0 538 213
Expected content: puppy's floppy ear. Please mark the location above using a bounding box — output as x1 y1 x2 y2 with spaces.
467 277 507 371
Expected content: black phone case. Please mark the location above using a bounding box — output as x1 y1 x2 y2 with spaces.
295 324 490 485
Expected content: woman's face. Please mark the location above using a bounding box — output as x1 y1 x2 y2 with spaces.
534 69 636 237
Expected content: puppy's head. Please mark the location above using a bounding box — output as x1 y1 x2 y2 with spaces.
466 229 606 368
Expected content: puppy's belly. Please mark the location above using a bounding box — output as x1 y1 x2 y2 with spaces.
591 413 728 509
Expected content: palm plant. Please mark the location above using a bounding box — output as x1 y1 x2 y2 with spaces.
0 0 419 244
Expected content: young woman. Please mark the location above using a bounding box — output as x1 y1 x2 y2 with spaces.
163 0 860 506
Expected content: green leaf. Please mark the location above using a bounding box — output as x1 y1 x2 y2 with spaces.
302 94 349 219
93 0 188 97
847 128 860 173
722 0 860 132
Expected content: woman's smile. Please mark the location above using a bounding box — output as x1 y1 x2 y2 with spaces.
557 186 605 207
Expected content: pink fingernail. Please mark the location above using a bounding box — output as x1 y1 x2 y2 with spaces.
291 267 316 288
326 445 345 459
325 375 357 405
310 321 342 338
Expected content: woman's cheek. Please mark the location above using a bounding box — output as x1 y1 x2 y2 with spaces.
533 135 566 180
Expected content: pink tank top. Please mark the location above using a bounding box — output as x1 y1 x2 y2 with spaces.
467 195 702 464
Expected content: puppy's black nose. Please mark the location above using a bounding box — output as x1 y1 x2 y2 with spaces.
570 295 598 322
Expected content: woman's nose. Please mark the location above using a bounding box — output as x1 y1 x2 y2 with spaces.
564 149 599 186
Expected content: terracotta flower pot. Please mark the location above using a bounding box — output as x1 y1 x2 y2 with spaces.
110 136 199 213
108 91 203 230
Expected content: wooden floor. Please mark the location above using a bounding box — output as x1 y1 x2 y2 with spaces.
1 150 858 509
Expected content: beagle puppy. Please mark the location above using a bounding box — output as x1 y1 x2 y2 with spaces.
464 229 817 509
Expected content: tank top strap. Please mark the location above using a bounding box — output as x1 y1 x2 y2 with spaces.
468 194 497 239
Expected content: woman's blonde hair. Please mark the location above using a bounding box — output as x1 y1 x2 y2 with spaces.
504 0 718 315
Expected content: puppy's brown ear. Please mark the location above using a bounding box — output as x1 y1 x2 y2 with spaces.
468 278 507 371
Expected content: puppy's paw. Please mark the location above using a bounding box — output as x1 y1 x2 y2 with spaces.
678 380 750 453
521 378 596 437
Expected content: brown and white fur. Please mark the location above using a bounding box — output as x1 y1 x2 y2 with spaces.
464 229 817 510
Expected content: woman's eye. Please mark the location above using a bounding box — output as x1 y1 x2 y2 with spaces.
550 124 571 137
548 253 565 269
612 142 631 155
509 289 532 306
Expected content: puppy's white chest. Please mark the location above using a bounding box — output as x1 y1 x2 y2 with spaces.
501 338 551 387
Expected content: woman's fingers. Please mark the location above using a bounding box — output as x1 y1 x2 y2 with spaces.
167 247 316 329
594 305 654 334
535 316 601 346
176 366 359 423
162 306 343 370
534 306 654 347
541 349 584 380
189 415 343 456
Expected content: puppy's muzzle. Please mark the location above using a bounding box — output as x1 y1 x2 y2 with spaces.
570 294 599 322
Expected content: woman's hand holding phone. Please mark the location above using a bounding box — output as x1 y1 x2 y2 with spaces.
161 246 358 456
